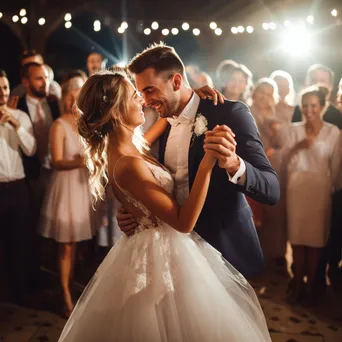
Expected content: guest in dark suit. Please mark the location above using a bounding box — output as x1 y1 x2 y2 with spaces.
118 43 280 278
291 64 342 293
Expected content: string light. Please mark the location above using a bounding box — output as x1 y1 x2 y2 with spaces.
171 28 179 35
121 21 128 29
209 22 217 30
118 26 125 34
237 25 245 33
38 18 45 25
214 28 222 36
231 27 238 34
144 28 151 35
269 22 276 30
246 26 254 33
262 22 269 30
64 13 72 21
0 12 3 19
162 28 169 36
65 21 72 29
151 21 159 30
21 17 28 24
12 15 19 23
193 28 200 36
331 9 338 17
19 9 26 17
182 22 190 30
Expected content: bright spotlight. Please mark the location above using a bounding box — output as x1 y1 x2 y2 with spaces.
331 9 338 17
306 15 314 24
171 28 179 35
237 26 244 33
65 21 72 29
209 22 217 30
162 28 169 36
116 61 126 68
182 22 190 30
38 18 45 25
281 25 311 57
269 22 276 30
121 21 128 30
193 28 200 36
284 20 291 28
246 26 254 33
151 21 159 30
144 28 151 35
19 9 26 17
262 22 269 30
214 28 222 36
21 17 28 24
118 26 125 34
12 15 19 23
64 13 72 21
231 27 238 34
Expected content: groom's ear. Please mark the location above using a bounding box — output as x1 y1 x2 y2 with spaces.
172 74 182 91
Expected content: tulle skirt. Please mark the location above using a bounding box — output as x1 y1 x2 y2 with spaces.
58 225 271 341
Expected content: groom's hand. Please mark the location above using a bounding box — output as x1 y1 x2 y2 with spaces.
117 207 138 237
204 125 241 176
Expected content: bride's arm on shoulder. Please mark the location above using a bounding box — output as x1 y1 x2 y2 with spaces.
143 118 168 145
115 154 216 233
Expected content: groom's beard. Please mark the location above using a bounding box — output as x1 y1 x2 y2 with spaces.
161 96 179 118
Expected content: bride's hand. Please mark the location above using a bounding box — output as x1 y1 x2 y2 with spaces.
194 85 225 106
201 149 218 169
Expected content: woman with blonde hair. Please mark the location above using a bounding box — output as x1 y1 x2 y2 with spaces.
58 70 271 341
40 80 96 316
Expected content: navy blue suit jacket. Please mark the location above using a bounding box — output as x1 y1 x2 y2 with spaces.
159 99 280 277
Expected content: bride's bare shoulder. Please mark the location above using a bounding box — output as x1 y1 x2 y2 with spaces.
113 155 153 187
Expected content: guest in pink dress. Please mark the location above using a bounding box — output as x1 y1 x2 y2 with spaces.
40 79 96 316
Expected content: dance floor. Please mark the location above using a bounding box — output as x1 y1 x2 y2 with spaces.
0 261 341 342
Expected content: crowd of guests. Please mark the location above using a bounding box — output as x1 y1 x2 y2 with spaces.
0 48 341 315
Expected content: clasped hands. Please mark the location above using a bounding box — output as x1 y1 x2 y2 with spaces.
0 106 20 130
117 124 240 237
204 125 240 176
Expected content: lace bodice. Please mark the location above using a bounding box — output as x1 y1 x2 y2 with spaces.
114 156 174 233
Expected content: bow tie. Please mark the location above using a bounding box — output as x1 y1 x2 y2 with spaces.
167 115 193 127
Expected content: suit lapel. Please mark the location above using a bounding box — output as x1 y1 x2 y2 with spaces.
188 99 207 190
158 123 172 164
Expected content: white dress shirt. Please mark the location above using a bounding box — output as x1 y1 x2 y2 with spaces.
164 92 246 205
26 94 53 169
0 107 37 182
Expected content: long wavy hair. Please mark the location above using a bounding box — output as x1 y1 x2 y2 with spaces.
76 70 149 203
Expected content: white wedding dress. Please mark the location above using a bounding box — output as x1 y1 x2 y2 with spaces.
58 158 271 342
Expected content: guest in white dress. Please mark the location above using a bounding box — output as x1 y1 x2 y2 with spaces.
284 86 341 303
40 80 96 316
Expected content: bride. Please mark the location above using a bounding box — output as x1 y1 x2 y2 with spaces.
58 70 271 342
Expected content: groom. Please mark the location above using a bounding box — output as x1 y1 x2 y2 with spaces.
118 43 280 277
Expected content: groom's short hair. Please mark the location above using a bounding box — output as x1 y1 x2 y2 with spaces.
128 42 186 78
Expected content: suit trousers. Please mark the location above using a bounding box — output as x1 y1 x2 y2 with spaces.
0 179 30 301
